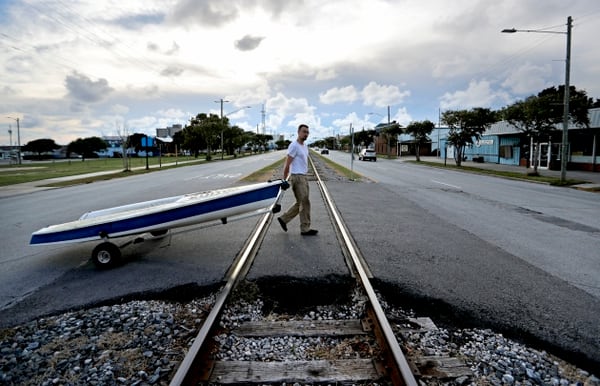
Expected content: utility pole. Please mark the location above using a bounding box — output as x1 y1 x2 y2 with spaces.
215 98 229 160
261 103 266 135
387 105 391 157
502 16 572 183
6 117 21 164
560 16 572 183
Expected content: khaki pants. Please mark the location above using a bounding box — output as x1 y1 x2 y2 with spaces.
280 174 311 232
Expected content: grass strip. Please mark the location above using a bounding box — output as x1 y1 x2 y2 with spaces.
241 157 286 182
313 152 364 181
0 157 204 187
408 160 588 186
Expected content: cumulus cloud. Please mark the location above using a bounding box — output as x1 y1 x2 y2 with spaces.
439 80 510 110
266 92 317 132
361 81 411 107
156 108 189 119
65 71 113 103
501 62 552 95
234 35 265 51
319 86 359 104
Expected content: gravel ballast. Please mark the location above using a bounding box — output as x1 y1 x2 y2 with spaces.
1 289 597 386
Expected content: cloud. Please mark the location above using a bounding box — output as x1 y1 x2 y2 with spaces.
160 66 184 77
501 62 552 95
147 41 179 55
439 80 510 110
361 81 411 108
65 71 113 103
111 104 130 115
266 92 317 132
315 68 337 81
112 12 165 30
165 41 180 55
147 42 159 52
319 86 359 104
234 35 265 51
170 0 239 27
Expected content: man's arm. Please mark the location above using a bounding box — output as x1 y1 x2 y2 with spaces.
283 155 293 180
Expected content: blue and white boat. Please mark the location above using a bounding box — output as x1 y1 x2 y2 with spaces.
30 180 288 268
31 180 286 246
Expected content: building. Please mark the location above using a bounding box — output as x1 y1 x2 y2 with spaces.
95 136 131 158
156 124 183 139
438 108 600 171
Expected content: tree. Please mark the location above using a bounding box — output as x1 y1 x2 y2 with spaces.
182 123 205 158
67 137 107 161
442 108 497 166
380 122 403 157
127 133 147 153
254 134 274 152
538 85 592 127
275 138 291 150
502 85 593 174
22 138 61 159
115 122 131 171
185 113 222 160
172 130 185 154
405 120 435 161
354 129 377 150
224 125 246 156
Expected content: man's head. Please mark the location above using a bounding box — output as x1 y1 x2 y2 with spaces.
297 124 309 142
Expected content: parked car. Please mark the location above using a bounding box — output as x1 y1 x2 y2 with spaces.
358 149 377 161
320 148 329 155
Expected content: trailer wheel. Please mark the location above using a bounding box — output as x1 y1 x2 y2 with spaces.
92 242 121 269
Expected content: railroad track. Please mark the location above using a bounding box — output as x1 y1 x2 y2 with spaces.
168 155 466 385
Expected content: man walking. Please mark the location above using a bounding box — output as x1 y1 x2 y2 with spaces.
277 124 318 236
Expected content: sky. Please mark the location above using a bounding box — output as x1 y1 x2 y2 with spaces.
1 0 600 146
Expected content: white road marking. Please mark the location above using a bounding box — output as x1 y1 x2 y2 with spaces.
184 173 242 181
431 180 461 189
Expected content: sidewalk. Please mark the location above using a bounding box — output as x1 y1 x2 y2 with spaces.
413 156 600 191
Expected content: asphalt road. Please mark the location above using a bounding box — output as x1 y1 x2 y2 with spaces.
325 150 600 368
331 151 600 299
1 150 599 370
0 153 285 315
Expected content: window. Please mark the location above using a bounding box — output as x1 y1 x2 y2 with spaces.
499 145 513 158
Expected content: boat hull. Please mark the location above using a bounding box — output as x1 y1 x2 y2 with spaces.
30 181 284 245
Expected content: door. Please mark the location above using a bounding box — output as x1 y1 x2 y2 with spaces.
531 142 550 169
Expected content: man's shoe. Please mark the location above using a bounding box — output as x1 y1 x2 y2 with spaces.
277 217 287 232
301 229 318 236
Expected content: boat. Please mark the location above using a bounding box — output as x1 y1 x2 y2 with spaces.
30 179 289 267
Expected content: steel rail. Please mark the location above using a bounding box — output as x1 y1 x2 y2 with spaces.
171 157 418 385
310 156 419 386
169 210 272 386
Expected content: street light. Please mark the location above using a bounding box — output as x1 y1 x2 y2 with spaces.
6 116 21 165
225 106 251 118
215 99 230 160
502 16 572 183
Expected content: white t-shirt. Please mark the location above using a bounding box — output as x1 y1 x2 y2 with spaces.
288 140 308 174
